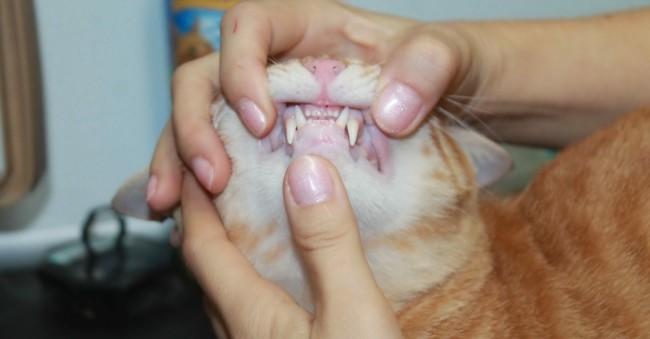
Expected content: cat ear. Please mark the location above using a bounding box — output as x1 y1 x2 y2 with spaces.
112 170 169 221
445 126 512 187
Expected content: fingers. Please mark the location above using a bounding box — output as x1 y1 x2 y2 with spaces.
147 121 183 212
180 173 307 335
219 2 305 137
181 172 267 304
171 53 232 194
219 2 274 137
283 156 400 337
373 28 459 137
219 1 350 137
181 173 252 289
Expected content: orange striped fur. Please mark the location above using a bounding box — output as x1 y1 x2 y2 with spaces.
113 58 650 337
394 108 650 337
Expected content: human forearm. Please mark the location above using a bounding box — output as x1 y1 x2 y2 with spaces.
463 8 650 147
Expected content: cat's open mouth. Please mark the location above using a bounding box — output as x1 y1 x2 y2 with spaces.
260 103 391 174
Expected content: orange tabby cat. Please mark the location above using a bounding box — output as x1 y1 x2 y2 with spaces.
114 57 650 338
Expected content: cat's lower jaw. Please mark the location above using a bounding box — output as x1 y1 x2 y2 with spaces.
260 103 393 174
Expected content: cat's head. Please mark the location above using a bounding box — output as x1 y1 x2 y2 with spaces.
113 56 511 307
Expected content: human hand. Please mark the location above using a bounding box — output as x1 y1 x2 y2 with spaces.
181 155 403 338
148 0 481 211
217 0 479 135
146 53 230 212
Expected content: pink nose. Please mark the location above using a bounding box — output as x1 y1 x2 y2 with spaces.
305 58 345 84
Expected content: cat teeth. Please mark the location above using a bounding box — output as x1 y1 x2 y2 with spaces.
295 106 307 128
346 119 359 146
286 117 297 145
287 106 358 146
336 107 349 128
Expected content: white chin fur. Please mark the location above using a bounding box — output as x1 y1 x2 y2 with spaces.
212 102 457 308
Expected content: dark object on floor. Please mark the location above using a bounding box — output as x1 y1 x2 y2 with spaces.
38 206 178 322
0 206 215 338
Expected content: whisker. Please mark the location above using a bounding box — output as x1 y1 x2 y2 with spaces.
444 95 513 116
446 93 504 103
441 97 506 144
362 47 386 66
443 96 495 116
436 106 473 130
364 51 378 66
448 204 470 216
479 188 501 202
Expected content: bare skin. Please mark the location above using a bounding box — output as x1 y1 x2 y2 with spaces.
148 1 650 211
149 1 650 337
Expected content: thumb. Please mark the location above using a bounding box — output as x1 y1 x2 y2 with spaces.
283 156 398 332
373 33 458 136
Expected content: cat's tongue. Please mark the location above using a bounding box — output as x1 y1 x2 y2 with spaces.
292 121 351 160
269 104 390 173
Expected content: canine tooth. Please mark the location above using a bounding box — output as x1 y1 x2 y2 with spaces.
295 106 307 127
286 117 297 145
336 107 349 128
347 119 359 146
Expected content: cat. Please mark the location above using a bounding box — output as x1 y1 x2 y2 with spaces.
114 56 650 337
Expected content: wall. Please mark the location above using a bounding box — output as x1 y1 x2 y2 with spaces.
0 0 172 269
349 0 650 20
1 0 649 270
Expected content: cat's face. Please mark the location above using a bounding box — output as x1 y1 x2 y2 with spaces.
212 57 510 307
216 57 457 240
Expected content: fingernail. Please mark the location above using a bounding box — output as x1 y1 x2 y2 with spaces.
375 82 423 133
146 175 158 202
192 157 214 190
288 156 335 207
237 97 267 136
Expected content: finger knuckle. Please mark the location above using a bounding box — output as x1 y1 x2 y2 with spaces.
222 1 264 28
181 232 210 267
293 220 351 254
172 113 211 144
181 236 201 266
172 62 198 89
393 33 458 93
405 33 457 73
174 124 199 153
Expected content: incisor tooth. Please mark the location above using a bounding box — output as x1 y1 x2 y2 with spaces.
286 117 297 145
295 106 307 127
336 107 349 128
347 119 359 146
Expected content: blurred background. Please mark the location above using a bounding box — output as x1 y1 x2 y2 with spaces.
1 0 649 338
